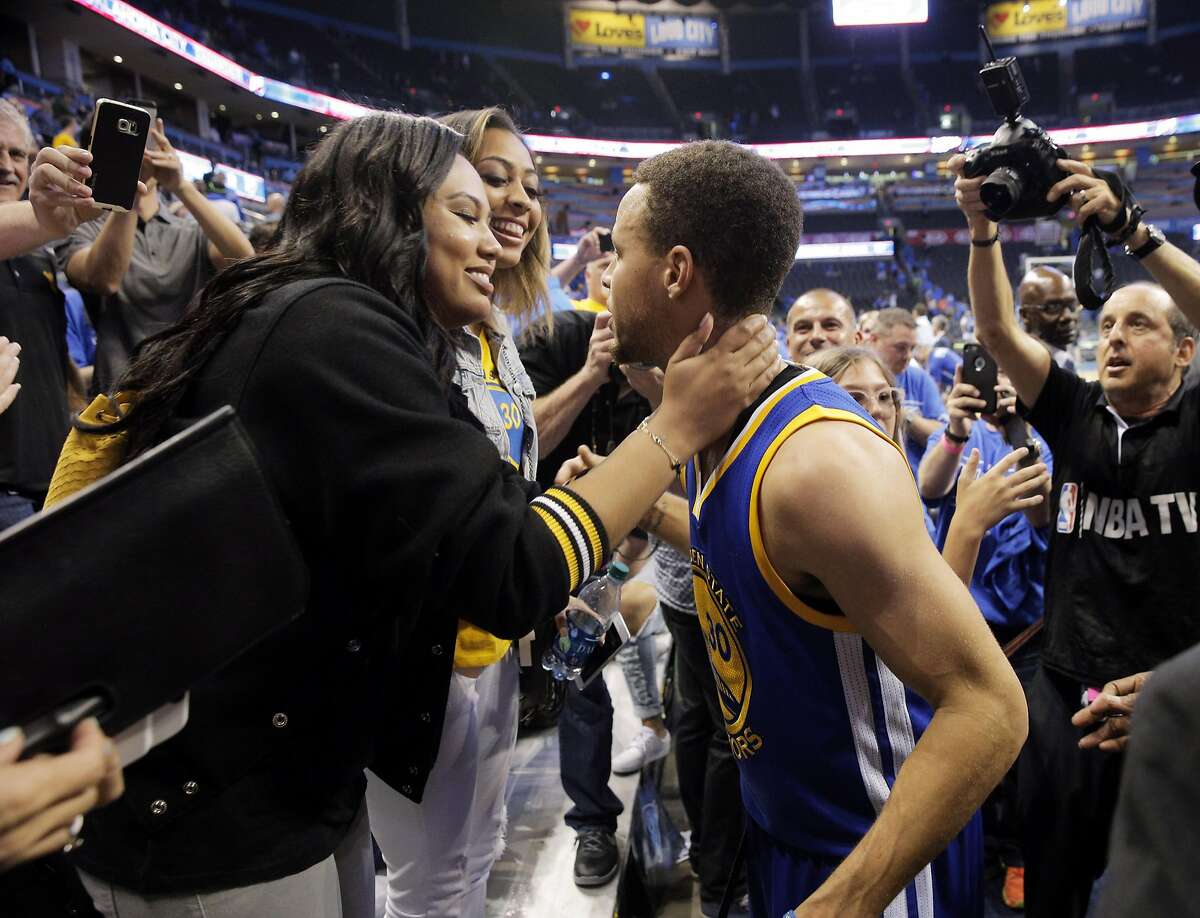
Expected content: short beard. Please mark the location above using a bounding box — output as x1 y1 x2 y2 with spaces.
611 338 642 367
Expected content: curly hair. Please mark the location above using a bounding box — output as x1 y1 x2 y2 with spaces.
632 141 803 321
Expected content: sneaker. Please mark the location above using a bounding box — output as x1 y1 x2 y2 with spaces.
612 725 671 775
1002 865 1025 910
573 827 619 887
675 829 693 869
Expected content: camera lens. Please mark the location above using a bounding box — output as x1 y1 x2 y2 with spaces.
974 357 987 372
980 167 1023 218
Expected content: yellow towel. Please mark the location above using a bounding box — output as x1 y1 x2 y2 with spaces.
453 622 512 669
44 393 137 509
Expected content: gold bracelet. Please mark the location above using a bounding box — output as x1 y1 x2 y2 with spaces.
637 418 683 473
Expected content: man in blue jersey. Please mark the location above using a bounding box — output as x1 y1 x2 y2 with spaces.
602 140 1028 917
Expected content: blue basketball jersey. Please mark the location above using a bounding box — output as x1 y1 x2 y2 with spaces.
684 365 981 917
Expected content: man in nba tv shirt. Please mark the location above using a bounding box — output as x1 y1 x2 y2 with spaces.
602 140 1027 917
952 152 1200 918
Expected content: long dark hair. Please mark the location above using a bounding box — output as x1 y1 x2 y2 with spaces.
111 112 462 458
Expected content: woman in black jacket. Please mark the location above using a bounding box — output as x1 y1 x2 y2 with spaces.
71 113 778 917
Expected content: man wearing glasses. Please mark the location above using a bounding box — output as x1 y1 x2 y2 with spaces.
1018 266 1079 374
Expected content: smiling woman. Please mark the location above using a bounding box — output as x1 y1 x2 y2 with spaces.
420 155 501 329
366 106 552 918
440 108 550 326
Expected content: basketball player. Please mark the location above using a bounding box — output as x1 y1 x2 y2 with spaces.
602 141 1027 917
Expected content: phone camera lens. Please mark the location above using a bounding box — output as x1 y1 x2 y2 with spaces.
974 358 986 372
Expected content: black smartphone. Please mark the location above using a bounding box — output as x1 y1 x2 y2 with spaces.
86 98 152 212
17 694 108 759
575 613 629 689
962 343 999 415
598 230 614 253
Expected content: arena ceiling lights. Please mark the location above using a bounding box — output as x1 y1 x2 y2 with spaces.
523 115 1200 161
72 0 1199 165
832 0 929 27
69 0 373 121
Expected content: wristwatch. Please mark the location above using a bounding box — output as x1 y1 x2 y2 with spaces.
1127 223 1165 261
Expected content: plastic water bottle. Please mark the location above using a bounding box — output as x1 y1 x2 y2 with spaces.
542 560 630 681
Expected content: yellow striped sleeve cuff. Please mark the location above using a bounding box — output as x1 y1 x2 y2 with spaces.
530 487 610 593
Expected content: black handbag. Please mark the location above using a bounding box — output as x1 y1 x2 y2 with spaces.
0 406 308 756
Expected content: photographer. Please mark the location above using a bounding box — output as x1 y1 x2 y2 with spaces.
951 152 1200 918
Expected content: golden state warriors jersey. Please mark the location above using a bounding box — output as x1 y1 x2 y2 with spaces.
684 365 981 916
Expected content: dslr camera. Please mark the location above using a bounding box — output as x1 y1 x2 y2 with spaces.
961 28 1068 222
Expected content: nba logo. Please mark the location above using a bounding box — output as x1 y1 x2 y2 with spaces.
1057 483 1078 534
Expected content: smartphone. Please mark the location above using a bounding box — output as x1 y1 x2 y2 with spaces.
17 694 108 758
575 611 631 689
598 230 614 253
86 98 152 212
961 343 999 415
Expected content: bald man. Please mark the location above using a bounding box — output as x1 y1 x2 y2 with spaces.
1018 266 1078 373
784 288 858 361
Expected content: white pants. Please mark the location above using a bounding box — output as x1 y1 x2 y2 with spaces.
366 653 519 918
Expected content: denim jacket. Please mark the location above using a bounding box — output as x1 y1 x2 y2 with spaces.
449 308 538 482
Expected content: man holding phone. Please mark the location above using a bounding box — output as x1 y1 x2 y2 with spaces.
56 112 252 394
0 102 92 527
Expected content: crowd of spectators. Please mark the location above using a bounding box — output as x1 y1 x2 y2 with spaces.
5 25 1200 915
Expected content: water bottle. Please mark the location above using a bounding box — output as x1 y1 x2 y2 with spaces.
542 560 630 681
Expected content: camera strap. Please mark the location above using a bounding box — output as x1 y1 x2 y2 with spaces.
1074 222 1115 311
1074 169 1134 311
